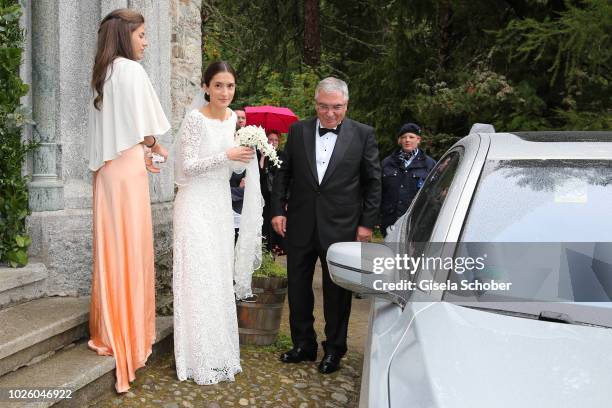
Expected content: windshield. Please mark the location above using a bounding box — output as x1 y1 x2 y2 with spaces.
448 159 612 327
461 159 612 242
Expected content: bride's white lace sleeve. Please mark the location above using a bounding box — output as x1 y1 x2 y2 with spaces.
181 113 228 176
230 161 247 174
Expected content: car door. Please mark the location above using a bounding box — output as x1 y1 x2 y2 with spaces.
360 133 489 408
380 134 488 407
395 133 489 301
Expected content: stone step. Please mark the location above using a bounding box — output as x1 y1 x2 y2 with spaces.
0 297 90 378
0 315 173 408
0 264 48 309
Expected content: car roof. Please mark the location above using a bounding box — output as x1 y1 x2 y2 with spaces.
478 131 612 160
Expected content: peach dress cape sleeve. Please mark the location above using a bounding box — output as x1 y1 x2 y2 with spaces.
87 57 170 171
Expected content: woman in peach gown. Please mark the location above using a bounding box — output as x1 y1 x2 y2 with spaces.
86 8 170 393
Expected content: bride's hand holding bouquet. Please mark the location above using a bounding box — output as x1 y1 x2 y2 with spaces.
235 125 283 168
226 145 255 163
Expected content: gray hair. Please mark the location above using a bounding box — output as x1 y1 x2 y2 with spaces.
315 77 349 101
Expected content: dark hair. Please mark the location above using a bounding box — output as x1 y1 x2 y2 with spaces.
202 61 237 102
266 129 281 137
91 8 145 110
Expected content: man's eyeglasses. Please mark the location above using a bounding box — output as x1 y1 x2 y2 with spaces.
316 103 346 112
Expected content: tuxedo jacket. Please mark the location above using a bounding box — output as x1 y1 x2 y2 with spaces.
271 117 381 249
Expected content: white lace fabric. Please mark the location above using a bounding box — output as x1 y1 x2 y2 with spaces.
233 155 264 299
179 110 231 179
173 110 243 385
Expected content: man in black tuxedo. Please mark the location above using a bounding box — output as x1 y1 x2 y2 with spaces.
271 77 381 374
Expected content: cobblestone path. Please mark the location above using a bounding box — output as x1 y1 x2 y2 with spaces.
90 260 370 407
89 343 363 408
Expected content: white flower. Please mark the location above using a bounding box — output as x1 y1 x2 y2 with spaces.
235 125 283 168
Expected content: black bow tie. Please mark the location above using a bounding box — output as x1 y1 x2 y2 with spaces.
319 124 341 136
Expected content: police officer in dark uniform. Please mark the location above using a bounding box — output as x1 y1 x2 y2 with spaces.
381 123 436 236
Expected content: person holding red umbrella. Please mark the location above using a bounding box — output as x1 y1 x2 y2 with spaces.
259 129 286 255
242 105 296 251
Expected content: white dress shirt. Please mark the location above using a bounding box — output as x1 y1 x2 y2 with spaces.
315 119 339 184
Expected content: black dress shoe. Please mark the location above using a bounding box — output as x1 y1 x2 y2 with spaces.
318 352 341 374
279 347 317 363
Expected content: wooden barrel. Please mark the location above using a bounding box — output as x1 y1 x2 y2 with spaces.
237 276 288 345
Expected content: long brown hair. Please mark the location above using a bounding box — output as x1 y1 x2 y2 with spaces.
91 9 144 110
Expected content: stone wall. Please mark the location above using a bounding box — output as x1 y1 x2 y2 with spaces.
23 0 203 299
155 0 203 297
171 0 203 132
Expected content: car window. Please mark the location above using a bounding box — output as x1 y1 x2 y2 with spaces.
403 149 462 249
461 159 612 242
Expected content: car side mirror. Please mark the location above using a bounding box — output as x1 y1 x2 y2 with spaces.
326 242 407 308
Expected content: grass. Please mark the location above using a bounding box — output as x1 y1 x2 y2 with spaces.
242 332 293 353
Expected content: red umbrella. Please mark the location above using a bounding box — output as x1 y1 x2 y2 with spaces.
245 106 299 133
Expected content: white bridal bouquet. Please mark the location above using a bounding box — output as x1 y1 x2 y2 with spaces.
235 125 283 168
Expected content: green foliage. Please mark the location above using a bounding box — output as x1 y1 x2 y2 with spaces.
406 67 549 157
555 107 612 130
204 0 612 161
236 67 320 121
497 0 612 86
419 133 462 162
0 0 36 267
494 0 612 131
253 247 287 278
203 1 334 121
242 332 293 352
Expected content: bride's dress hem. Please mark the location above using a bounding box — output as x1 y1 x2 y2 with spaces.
177 365 243 386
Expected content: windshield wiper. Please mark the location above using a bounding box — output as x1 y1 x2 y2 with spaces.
465 306 589 326
461 304 611 329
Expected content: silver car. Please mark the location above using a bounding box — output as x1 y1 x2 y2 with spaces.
327 131 612 408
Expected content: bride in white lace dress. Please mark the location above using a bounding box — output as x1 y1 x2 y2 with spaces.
172 62 256 385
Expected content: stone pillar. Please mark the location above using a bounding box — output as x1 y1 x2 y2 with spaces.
19 0 32 176
129 0 174 204
28 0 63 211
57 0 100 210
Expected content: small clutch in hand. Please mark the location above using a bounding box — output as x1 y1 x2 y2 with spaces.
151 153 166 168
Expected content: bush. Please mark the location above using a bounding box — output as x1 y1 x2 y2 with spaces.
253 246 287 278
403 67 551 159
233 66 320 122
0 1 36 267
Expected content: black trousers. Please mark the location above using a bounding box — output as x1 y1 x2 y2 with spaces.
286 230 353 357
